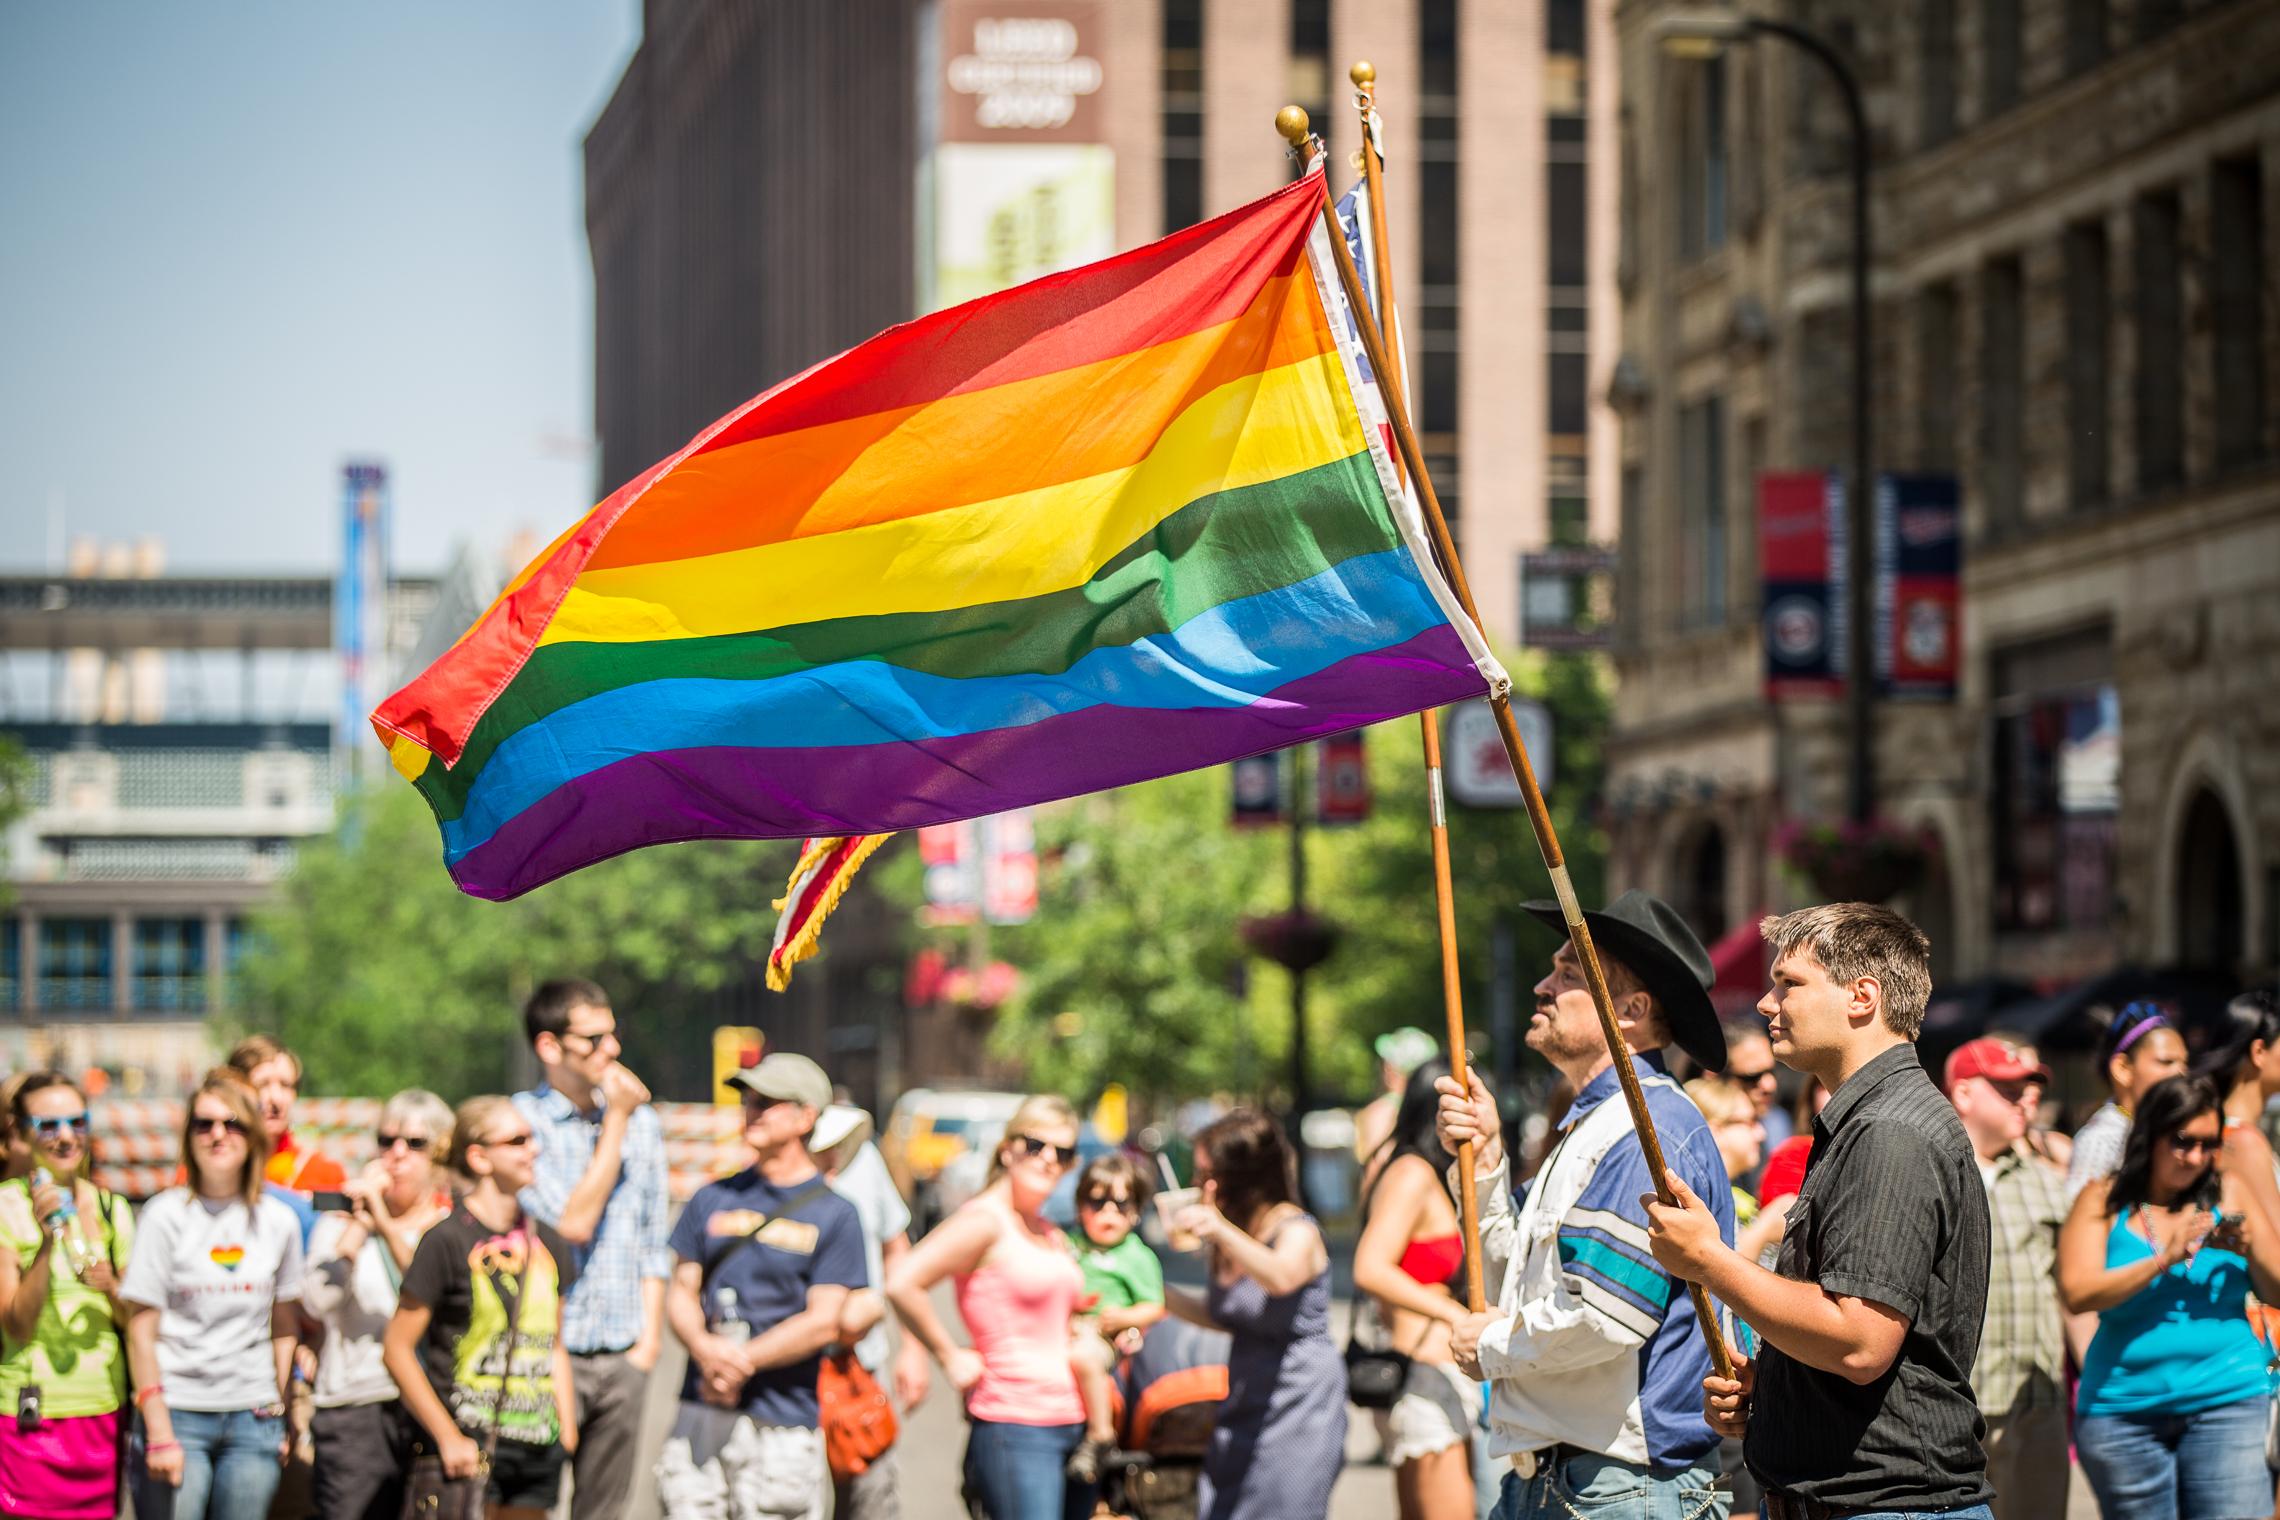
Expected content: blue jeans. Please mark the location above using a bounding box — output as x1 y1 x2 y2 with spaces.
963 1418 1090 1520
131 1408 286 1520
2077 1398 2275 1520
1794 1508 1993 1520
1491 1452 1726 1519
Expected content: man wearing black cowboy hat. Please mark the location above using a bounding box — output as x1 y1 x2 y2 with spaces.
1436 889 1737 1519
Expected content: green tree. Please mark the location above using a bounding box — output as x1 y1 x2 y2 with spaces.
233 783 795 1100
1309 650 1612 1096
882 651 1611 1111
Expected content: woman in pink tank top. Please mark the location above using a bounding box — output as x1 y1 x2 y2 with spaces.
887 1095 1092 1520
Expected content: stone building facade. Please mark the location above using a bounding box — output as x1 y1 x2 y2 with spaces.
1608 0 2278 985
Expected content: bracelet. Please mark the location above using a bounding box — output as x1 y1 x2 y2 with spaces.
133 1384 166 1407
145 1441 180 1454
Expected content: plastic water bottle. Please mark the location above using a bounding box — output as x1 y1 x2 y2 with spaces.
711 1286 752 1345
34 1170 93 1277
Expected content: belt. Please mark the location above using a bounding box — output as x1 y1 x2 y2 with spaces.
1762 1490 1869 1520
1507 1443 1583 1479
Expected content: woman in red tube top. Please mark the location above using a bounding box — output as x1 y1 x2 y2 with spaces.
1351 1057 1478 1520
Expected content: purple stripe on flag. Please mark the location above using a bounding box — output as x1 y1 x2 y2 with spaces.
447 625 1485 900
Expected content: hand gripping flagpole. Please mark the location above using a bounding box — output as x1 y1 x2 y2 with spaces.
1278 103 1735 1379
1336 66 1486 1317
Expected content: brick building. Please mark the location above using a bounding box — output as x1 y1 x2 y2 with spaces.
1607 0 2278 985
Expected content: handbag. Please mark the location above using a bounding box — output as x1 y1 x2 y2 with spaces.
401 1235 536 1520
1341 1278 1409 1411
818 1348 898 1479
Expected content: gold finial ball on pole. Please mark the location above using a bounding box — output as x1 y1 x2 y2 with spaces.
1350 60 1376 86
1275 105 1311 145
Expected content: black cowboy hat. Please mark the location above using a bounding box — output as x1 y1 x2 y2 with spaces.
1518 888 1727 1073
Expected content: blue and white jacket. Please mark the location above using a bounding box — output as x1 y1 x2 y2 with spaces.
1453 1055 1734 1471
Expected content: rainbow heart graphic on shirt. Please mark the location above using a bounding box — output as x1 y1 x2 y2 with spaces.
209 1245 245 1271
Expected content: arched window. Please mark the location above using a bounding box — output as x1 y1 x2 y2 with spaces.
2175 789 2244 973
1675 818 1730 946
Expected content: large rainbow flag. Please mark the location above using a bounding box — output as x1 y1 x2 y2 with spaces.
373 169 1505 900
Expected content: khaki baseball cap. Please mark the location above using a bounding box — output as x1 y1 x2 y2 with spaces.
724 1051 831 1111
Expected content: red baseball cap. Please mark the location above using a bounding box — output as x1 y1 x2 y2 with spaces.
1943 1037 2053 1092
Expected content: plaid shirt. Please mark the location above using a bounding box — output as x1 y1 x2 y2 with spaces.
1975 1145 2069 1415
513 1084 673 1354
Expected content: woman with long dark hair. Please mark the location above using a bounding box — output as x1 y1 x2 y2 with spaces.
2202 988 2280 1208
1350 1058 1475 1520
2067 1001 2191 1205
2059 1075 2280 1520
1165 1108 1345 1520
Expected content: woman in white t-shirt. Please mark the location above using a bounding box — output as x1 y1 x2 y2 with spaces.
121 1069 305 1520
301 1089 454 1520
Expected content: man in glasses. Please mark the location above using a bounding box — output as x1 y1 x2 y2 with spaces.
1725 1025 1792 1167
511 977 670 1520
1943 1038 2068 1520
661 1052 866 1520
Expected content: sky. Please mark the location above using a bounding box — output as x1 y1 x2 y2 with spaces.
0 3 642 575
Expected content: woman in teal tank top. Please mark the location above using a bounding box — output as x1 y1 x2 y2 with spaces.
2059 1075 2280 1520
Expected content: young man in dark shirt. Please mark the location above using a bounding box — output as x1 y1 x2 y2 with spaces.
1640 903 1994 1520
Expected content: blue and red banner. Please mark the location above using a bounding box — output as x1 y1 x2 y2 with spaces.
1760 471 1960 701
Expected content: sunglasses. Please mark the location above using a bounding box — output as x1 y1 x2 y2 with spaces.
1730 1067 1777 1086
191 1117 251 1138
481 1132 536 1149
1008 1134 1078 1167
28 1114 91 1137
375 1133 432 1153
1081 1193 1137 1214
2165 1132 2220 1158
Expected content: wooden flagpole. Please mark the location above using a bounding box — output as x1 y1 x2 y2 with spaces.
1338 66 1485 1317
1278 103 1735 1377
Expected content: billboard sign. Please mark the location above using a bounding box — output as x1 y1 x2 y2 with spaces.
940 1 1104 143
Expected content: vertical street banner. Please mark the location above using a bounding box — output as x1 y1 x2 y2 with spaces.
1883 473 1961 699
1760 471 1842 697
1760 471 1963 700
337 461 390 764
1314 733 1370 825
1231 753 1286 828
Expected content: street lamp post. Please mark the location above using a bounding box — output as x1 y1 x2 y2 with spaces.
1657 9 1875 822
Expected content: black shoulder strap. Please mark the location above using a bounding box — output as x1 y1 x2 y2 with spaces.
698 1178 836 1295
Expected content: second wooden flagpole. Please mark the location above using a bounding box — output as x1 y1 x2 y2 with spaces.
1342 65 1484 1317
1278 104 1735 1378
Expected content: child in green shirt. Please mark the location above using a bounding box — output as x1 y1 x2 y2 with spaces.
1066 1153 1166 1483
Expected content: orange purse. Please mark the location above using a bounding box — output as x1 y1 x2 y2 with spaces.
817 1348 898 1479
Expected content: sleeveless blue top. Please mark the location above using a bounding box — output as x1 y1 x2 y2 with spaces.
2076 1206 2268 1417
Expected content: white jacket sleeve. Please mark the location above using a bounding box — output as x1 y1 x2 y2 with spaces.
1450 1153 1522 1293
1471 1141 1669 1380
